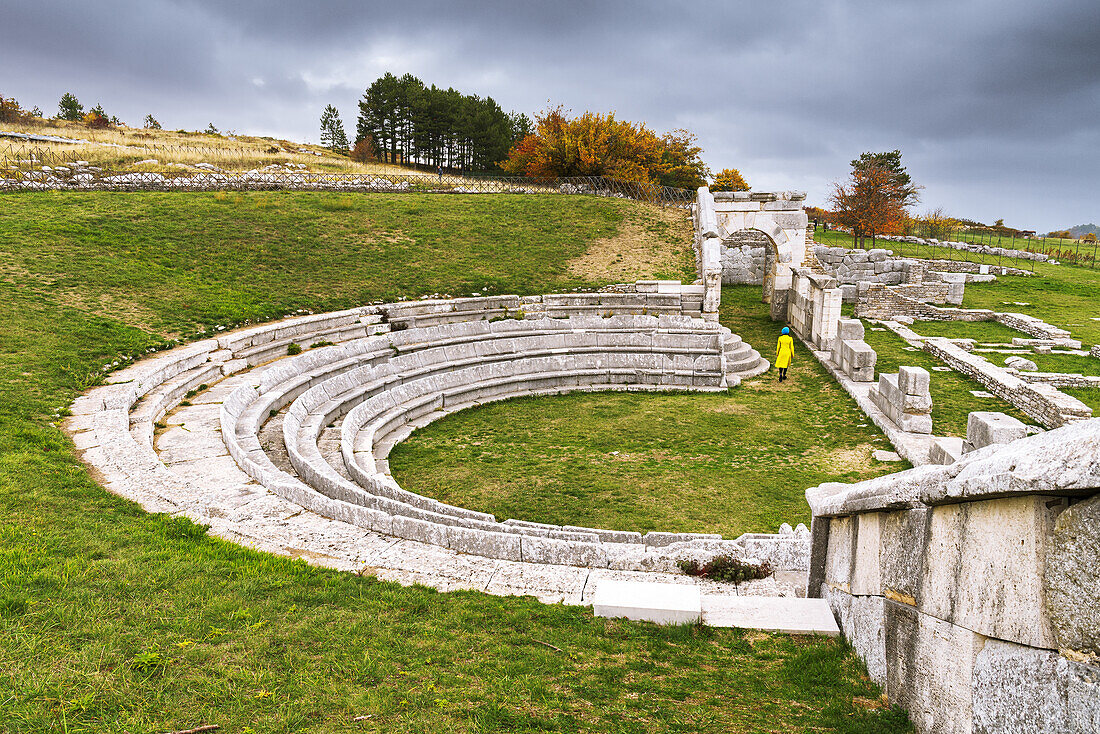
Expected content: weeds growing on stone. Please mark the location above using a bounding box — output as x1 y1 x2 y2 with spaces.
679 556 774 584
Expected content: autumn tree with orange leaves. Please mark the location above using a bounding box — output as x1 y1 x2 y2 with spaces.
829 157 912 247
501 106 710 188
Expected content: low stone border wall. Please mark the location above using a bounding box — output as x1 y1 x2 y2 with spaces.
805 419 1100 733
876 234 1050 262
1010 372 1100 388
923 338 1092 428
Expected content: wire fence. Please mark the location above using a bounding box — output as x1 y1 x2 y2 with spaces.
814 221 1100 271
0 143 696 208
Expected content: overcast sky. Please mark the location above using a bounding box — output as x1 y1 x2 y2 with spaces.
3 0 1098 231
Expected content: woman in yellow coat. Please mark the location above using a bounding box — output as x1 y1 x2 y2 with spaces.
775 326 794 382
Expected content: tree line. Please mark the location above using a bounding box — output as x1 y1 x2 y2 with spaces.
353 72 530 171
499 105 711 189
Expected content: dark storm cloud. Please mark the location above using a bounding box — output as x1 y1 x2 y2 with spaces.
2 0 1097 229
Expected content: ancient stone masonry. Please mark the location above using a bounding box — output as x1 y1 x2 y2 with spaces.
66 284 797 608
923 338 1092 428
960 411 1027 454
869 367 933 434
692 188 808 320
806 418 1100 734
995 313 1077 344
785 269 842 351
1092 344 1100 360
875 233 1050 262
830 319 877 382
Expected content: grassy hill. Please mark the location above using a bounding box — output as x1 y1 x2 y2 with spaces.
0 192 911 732
2 116 400 174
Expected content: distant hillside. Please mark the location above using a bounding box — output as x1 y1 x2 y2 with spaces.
1067 223 1100 237
1 116 401 175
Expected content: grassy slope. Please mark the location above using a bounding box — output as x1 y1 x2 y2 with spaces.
3 117 398 173
392 286 902 537
0 193 910 733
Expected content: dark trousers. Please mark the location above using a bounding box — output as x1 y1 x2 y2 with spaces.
778 367 788 381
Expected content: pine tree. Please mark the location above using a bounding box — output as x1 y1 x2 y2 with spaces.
320 104 349 153
58 92 83 121
143 114 162 130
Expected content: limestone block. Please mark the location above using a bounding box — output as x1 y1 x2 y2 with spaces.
921 496 1060 648
447 526 522 562
642 531 721 547
824 586 887 685
836 318 865 342
965 411 1027 452
521 536 608 567
391 515 450 547
898 366 931 397
850 512 884 595
700 596 839 635
900 392 933 413
1045 493 1100 655
842 341 876 369
1004 355 1038 372
592 580 701 625
929 437 964 465
824 515 854 591
897 411 933 434
972 639 1100 734
880 508 930 606
884 601 983 734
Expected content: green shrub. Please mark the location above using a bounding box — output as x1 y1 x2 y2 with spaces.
286 342 303 355
678 555 773 584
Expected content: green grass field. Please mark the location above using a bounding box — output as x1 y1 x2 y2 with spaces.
0 193 911 732
858 323 1035 436
392 286 902 538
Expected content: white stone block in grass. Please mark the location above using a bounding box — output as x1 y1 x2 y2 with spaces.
592 580 701 625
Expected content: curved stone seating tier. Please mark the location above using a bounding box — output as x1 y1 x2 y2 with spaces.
222 315 738 565
69 294 804 577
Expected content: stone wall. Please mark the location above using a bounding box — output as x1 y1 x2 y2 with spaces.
853 282 962 320
830 319 877 382
814 246 909 287
719 231 768 284
876 233 1050 262
912 259 1032 277
1092 344 1100 360
869 366 933 434
994 312 1075 342
923 337 1092 428
786 268 842 351
805 419 1100 733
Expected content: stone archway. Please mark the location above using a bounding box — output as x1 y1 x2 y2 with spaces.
695 188 807 321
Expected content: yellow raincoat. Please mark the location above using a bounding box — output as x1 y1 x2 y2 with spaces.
776 334 795 369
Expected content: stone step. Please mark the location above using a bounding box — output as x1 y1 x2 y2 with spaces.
700 596 839 635
727 357 771 381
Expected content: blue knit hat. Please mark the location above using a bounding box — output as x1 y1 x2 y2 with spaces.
781 327 790 335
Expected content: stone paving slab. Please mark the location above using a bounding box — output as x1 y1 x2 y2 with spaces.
700 596 840 635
